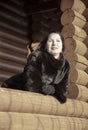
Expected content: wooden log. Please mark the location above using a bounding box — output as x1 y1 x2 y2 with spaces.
0 112 88 130
64 53 88 71
68 83 88 102
64 38 88 57
60 0 86 14
0 26 27 42
0 30 28 45
0 51 26 65
0 1 27 18
0 59 23 74
0 37 27 49
70 68 88 86
61 9 86 26
0 21 27 37
0 48 26 58
0 88 88 118
0 15 27 34
61 9 88 34
61 24 87 42
0 41 27 55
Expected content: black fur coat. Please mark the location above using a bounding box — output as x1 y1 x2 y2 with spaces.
1 49 70 103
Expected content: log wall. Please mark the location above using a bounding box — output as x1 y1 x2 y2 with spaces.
0 0 88 129
0 0 28 86
61 0 88 101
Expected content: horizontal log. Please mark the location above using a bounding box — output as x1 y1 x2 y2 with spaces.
0 30 28 45
0 51 26 65
66 53 88 66
0 1 26 17
0 41 27 55
68 83 88 102
0 9 27 27
0 48 26 59
0 60 23 74
61 9 86 25
0 88 88 118
0 112 88 130
0 21 27 36
0 37 27 48
0 15 27 33
60 0 86 14
64 38 88 57
64 53 88 71
61 9 88 34
0 26 27 41
61 24 87 41
70 68 88 86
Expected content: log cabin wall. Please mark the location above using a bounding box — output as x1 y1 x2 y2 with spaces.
0 0 29 86
0 0 88 129
28 0 88 102
61 0 88 101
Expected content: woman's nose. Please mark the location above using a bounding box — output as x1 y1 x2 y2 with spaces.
52 40 56 46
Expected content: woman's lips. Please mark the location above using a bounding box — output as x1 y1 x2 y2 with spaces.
51 46 58 50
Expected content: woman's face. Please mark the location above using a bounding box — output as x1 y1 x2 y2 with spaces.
46 33 63 56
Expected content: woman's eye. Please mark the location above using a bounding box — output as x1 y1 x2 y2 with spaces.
48 40 52 42
56 40 60 42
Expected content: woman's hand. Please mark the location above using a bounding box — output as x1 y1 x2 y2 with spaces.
42 84 55 95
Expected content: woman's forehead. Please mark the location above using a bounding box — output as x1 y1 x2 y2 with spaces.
48 33 61 39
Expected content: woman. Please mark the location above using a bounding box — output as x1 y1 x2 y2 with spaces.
1 31 70 103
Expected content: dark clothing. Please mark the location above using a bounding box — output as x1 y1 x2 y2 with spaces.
1 49 70 103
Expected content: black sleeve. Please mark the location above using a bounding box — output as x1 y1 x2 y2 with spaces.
23 52 43 92
53 60 70 103
1 73 24 90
